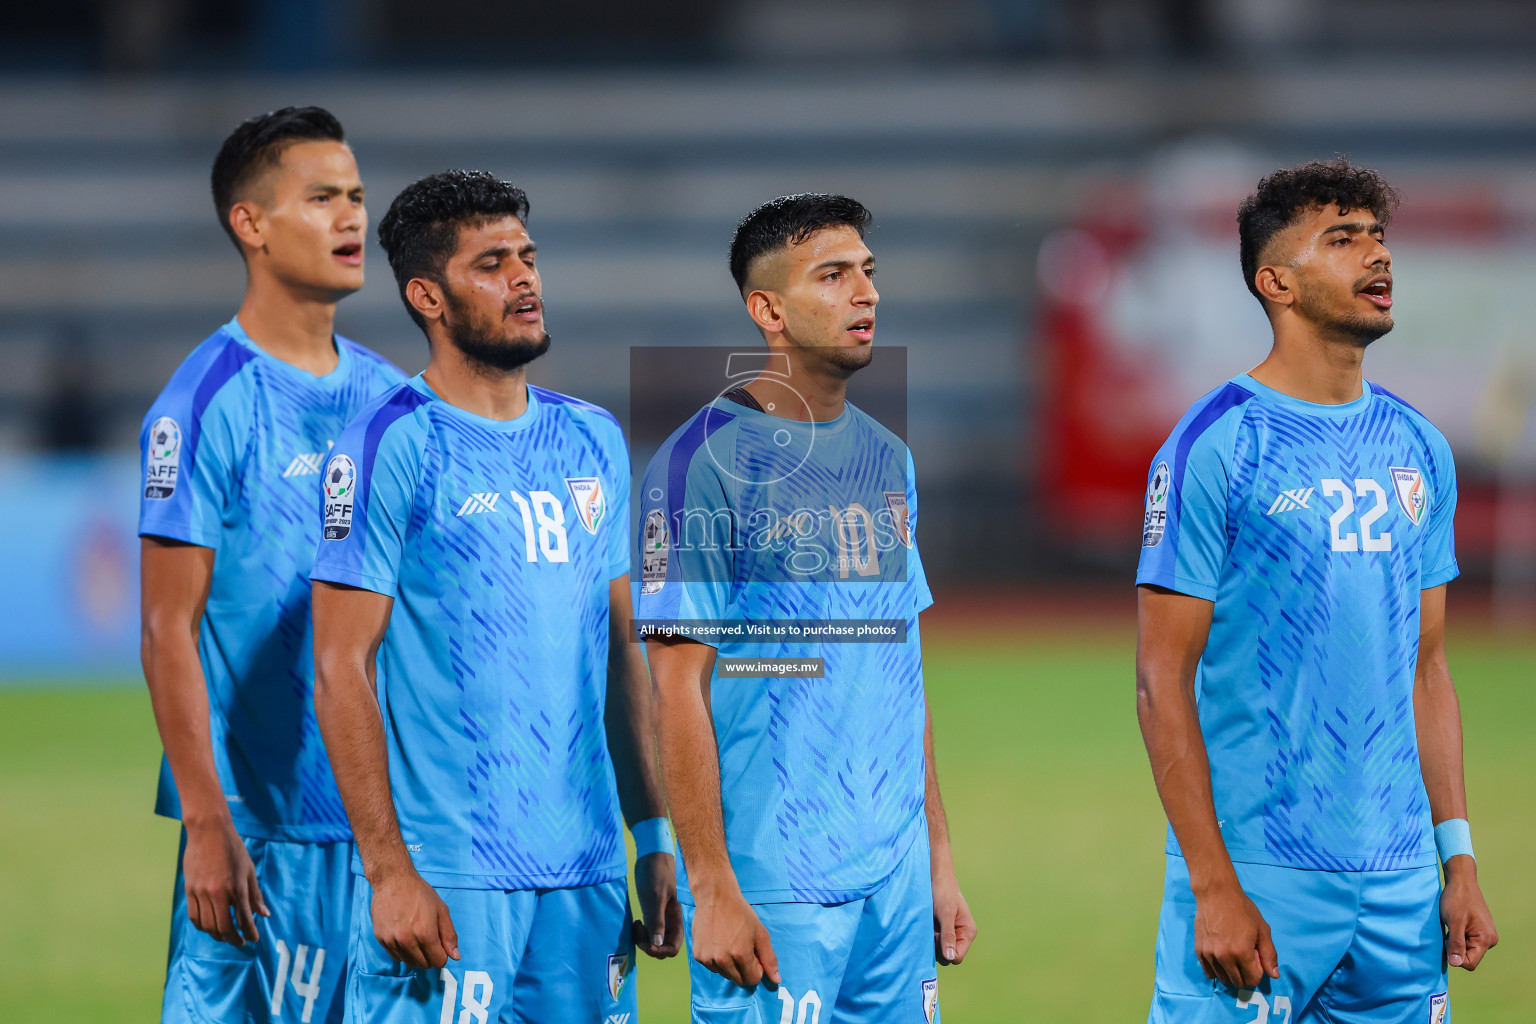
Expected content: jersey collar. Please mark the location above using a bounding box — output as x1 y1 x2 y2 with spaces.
1232 373 1373 419
407 374 543 432
224 315 354 388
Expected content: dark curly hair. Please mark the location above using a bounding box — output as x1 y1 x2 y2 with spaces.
1237 158 1400 303
376 170 531 330
729 193 872 291
211 106 346 253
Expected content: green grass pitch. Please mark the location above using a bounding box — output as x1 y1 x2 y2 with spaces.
1 624 1530 1022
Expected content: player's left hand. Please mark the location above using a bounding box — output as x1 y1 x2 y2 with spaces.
633 851 683 959
1441 856 1497 971
932 864 977 965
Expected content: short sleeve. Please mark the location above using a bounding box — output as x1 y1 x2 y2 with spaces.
310 412 420 597
1420 436 1459 589
138 380 244 549
635 439 734 639
904 449 935 614
603 421 631 580
1135 420 1234 602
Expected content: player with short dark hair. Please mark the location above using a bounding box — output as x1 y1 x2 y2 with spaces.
1137 158 1497 1023
310 170 680 1024
140 106 406 1024
638 193 975 1023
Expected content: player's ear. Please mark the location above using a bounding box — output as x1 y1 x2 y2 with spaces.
228 200 265 255
405 277 446 323
745 288 785 336
1254 264 1294 311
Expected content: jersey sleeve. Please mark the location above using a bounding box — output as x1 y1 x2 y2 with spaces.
310 408 421 597
137 376 245 549
1420 431 1459 589
635 436 735 640
904 448 935 615
1135 414 1235 602
603 420 632 580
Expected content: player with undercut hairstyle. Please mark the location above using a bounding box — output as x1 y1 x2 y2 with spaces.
1137 158 1497 1023
310 170 680 1024
638 193 975 1023
140 106 405 1024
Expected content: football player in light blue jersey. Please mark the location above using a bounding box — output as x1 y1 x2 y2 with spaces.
639 194 975 1024
1136 159 1497 1024
310 171 680 1024
139 107 407 1024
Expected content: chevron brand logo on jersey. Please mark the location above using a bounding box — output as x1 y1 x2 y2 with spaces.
1391 466 1428 525
1265 487 1315 515
566 476 606 535
455 492 501 516
606 951 632 1000
282 452 327 477
922 978 939 1023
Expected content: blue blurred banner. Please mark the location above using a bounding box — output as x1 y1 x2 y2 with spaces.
0 456 140 679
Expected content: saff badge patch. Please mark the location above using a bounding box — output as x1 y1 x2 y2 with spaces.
1390 466 1428 526
1143 461 1171 547
145 416 181 500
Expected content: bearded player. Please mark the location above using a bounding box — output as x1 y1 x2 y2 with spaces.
1136 159 1497 1023
638 194 975 1023
310 171 680 1023
139 107 405 1024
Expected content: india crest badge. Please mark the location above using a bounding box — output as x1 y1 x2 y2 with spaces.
1390 466 1428 525
606 950 632 1000
566 476 606 535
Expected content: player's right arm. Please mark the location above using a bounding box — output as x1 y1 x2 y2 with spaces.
141 536 269 947
309 393 457 970
1134 393 1276 991
1136 587 1277 990
639 433 780 989
646 636 779 989
138 357 268 948
312 580 459 971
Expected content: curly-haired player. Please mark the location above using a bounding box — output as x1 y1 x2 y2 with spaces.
1135 158 1497 1023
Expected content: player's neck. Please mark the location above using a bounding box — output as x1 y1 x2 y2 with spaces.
422 351 531 422
742 347 849 423
236 278 341 377
1249 327 1367 406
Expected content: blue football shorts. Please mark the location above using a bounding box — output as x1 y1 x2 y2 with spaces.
161 828 354 1024
345 875 638 1024
683 828 941 1024
1149 853 1449 1024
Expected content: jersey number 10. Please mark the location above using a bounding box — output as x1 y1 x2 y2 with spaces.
1320 478 1392 553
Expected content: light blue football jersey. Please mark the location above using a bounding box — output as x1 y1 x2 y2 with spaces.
138 316 406 842
1136 373 1458 872
636 398 933 904
309 377 631 889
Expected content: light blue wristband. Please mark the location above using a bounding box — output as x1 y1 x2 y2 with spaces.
1434 818 1475 863
631 817 675 860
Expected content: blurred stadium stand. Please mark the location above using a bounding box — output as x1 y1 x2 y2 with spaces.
2 0 1535 671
